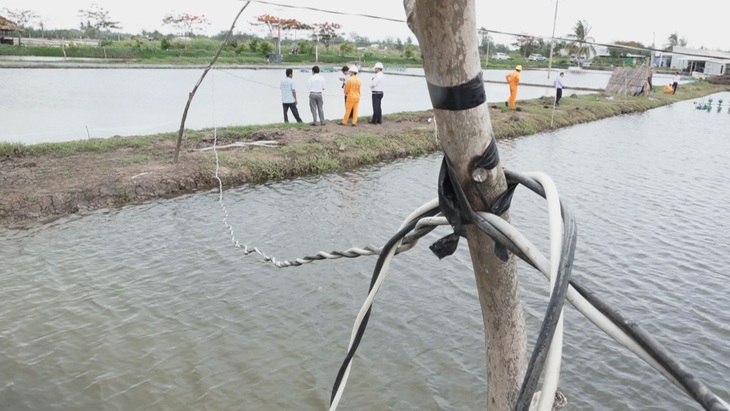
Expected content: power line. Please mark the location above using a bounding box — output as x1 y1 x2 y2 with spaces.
246 1 721 61
247 0 405 23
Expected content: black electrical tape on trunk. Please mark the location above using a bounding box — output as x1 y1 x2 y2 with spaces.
475 138 500 170
427 72 486 111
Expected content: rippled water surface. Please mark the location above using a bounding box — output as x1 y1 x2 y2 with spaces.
1 92 729 410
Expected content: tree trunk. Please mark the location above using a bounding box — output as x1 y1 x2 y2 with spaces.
404 1 527 409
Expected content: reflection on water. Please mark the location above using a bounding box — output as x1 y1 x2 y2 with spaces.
1 93 729 410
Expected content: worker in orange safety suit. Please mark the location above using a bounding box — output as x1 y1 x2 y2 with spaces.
342 66 361 126
505 65 522 110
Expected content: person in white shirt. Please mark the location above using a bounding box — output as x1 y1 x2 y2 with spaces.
369 62 385 124
672 72 680 94
307 65 326 126
279 68 302 123
553 72 565 106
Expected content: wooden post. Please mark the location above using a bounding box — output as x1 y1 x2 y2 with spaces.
172 2 252 163
404 1 527 409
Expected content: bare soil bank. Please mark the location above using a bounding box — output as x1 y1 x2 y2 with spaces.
1 83 725 229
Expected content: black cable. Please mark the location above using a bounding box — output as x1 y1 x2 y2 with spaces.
507 168 727 411
439 162 578 410
329 204 441 405
570 281 729 411
503 170 577 411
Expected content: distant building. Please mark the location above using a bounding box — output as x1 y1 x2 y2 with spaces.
0 15 23 45
663 46 730 77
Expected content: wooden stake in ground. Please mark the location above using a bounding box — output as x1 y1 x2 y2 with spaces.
172 2 252 163
404 0 528 409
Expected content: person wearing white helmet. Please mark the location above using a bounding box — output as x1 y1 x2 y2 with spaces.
341 65 361 126
369 62 385 124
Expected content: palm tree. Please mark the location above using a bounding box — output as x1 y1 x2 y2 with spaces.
567 20 595 60
665 32 688 50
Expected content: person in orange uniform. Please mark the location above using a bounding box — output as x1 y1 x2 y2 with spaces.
341 66 361 126
505 65 522 110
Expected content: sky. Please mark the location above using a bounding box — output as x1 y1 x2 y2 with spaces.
3 0 728 52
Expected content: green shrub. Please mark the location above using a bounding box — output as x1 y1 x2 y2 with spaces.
258 41 274 54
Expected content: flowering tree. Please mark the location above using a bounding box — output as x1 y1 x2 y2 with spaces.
253 15 309 38
252 15 309 54
312 22 341 50
162 12 210 37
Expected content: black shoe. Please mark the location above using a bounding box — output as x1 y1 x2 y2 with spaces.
309 122 318 126
338 123 346 126
351 124 356 127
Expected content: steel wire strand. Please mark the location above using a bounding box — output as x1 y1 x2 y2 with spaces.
209 88 725 409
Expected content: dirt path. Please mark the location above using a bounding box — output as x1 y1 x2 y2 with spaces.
0 111 441 229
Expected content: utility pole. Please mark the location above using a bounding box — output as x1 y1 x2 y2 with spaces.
404 1 528 409
547 0 559 79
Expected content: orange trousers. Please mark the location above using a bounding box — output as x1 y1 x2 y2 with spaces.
342 99 360 125
508 85 518 109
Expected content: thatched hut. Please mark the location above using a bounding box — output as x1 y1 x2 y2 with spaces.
0 15 23 46
605 67 653 96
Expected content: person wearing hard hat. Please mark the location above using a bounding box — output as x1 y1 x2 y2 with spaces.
341 65 361 126
369 62 385 124
505 65 522 110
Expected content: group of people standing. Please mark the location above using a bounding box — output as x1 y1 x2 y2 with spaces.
279 63 386 127
505 64 566 109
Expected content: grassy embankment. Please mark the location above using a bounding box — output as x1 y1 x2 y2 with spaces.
1 81 724 183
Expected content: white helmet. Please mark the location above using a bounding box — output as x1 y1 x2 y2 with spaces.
349 66 359 73
374 62 384 70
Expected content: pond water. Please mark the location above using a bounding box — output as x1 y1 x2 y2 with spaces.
1 92 729 410
0 67 676 145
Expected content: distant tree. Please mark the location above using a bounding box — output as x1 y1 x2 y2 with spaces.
258 40 274 55
280 18 311 40
162 12 210 38
608 41 647 57
665 32 687 50
395 38 404 51
404 44 416 59
312 22 341 50
298 41 314 55
252 15 309 53
339 42 355 56
248 38 259 52
160 38 172 50
2 8 39 30
254 14 281 39
567 20 595 59
348 32 370 47
78 4 120 39
513 35 543 57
